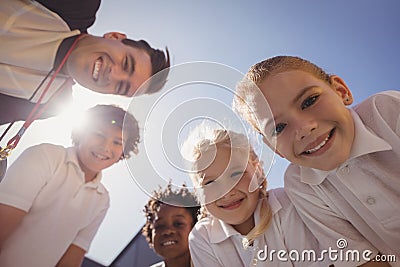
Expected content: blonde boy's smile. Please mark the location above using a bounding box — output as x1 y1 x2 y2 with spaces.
301 128 335 156
259 70 355 171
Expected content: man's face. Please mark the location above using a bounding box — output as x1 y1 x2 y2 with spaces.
66 35 152 96
258 70 354 170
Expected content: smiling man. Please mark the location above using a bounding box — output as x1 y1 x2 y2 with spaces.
0 0 170 125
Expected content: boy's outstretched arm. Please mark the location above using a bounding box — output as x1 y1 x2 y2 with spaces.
56 244 86 267
0 204 26 250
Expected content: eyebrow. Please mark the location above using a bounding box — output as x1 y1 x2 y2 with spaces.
155 214 186 222
293 85 317 104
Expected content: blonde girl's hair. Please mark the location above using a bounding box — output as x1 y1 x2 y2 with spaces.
233 55 332 133
182 126 272 248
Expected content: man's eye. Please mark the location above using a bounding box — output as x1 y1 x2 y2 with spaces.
272 123 286 136
301 95 319 109
123 56 128 72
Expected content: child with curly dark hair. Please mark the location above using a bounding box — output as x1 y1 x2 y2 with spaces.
0 104 140 266
143 182 200 267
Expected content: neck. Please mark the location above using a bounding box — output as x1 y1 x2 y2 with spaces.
233 216 255 235
164 252 192 267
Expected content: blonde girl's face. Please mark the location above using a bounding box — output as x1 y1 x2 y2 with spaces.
199 146 261 234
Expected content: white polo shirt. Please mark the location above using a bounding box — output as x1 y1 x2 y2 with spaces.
0 143 110 267
0 0 80 103
189 188 332 267
285 91 400 266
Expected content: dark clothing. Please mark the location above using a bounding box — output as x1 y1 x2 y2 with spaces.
0 0 101 125
36 0 101 33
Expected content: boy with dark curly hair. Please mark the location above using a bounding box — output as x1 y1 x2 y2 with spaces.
0 104 139 267
143 182 200 267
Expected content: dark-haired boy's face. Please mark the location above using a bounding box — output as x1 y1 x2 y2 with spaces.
151 204 193 262
76 124 125 180
66 35 152 96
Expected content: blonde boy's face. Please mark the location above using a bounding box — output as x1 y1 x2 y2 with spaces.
258 70 354 170
76 124 125 180
199 146 261 233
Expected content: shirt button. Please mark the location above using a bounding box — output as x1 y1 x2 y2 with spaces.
252 258 258 265
366 196 376 205
340 165 350 174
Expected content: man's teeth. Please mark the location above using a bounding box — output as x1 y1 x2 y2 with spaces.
93 59 102 80
305 135 330 154
162 241 176 246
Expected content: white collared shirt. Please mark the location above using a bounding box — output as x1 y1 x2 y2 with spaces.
189 188 329 267
0 0 80 102
0 143 110 267
285 90 400 266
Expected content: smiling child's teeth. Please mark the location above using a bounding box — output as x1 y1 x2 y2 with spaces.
306 135 330 154
94 153 107 160
162 241 176 246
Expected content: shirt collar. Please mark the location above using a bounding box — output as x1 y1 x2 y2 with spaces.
65 147 106 194
209 192 282 243
300 109 392 185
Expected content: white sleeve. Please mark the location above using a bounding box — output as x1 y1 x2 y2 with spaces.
0 144 58 211
72 200 110 251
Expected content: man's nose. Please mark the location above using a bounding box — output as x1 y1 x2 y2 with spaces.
109 65 129 81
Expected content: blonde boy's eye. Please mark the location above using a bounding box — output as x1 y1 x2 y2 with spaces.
301 94 319 109
272 123 286 136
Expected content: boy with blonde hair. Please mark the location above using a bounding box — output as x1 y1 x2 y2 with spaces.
234 55 399 266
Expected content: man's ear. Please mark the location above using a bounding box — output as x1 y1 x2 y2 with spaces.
330 75 353 106
103 32 127 40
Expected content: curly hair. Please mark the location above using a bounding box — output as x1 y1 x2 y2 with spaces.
71 104 140 160
142 182 200 247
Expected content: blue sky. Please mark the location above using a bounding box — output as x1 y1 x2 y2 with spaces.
1 1 400 265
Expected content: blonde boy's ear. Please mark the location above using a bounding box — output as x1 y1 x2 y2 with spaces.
103 32 127 40
330 75 353 106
